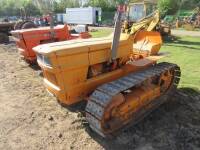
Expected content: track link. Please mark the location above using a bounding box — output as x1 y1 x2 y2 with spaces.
85 62 181 137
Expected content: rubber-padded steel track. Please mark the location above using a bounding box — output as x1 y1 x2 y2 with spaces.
85 62 181 137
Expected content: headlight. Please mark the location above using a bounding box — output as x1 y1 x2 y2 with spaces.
37 54 52 67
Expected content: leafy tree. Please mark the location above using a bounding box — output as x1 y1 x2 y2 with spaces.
53 1 63 13
181 0 200 9
85 0 127 11
33 0 55 14
0 0 41 17
114 0 127 4
57 0 80 12
0 0 199 17
23 1 41 16
158 0 182 17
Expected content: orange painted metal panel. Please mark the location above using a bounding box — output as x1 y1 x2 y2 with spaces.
34 31 163 105
11 25 87 63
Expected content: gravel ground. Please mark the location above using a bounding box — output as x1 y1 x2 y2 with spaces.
0 43 200 150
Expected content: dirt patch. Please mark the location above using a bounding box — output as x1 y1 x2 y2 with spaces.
0 43 200 150
171 30 200 37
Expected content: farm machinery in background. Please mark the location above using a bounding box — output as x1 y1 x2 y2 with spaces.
11 24 91 64
33 2 181 138
11 0 91 64
0 22 15 43
0 7 36 44
176 7 200 30
14 7 36 30
123 0 171 36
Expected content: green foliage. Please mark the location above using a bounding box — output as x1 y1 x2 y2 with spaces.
54 0 80 12
181 0 200 10
115 0 127 4
53 1 63 13
101 11 115 25
23 1 41 16
0 0 199 17
178 10 194 16
0 0 41 16
158 0 181 17
33 0 56 14
86 0 114 11
158 0 200 17
85 0 127 11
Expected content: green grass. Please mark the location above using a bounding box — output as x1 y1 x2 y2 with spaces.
161 36 200 91
90 28 113 38
90 29 200 91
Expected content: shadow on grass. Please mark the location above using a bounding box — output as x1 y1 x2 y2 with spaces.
178 87 200 97
81 88 200 150
163 36 200 51
165 44 200 50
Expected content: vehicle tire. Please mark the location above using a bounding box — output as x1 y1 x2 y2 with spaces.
21 21 37 29
0 33 9 43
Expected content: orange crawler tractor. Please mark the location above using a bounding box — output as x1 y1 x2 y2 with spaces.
11 24 90 63
34 7 181 137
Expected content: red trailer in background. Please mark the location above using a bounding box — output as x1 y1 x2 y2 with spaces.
11 24 91 63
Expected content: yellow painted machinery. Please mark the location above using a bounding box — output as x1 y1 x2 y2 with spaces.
33 4 181 137
127 0 171 36
128 0 158 22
